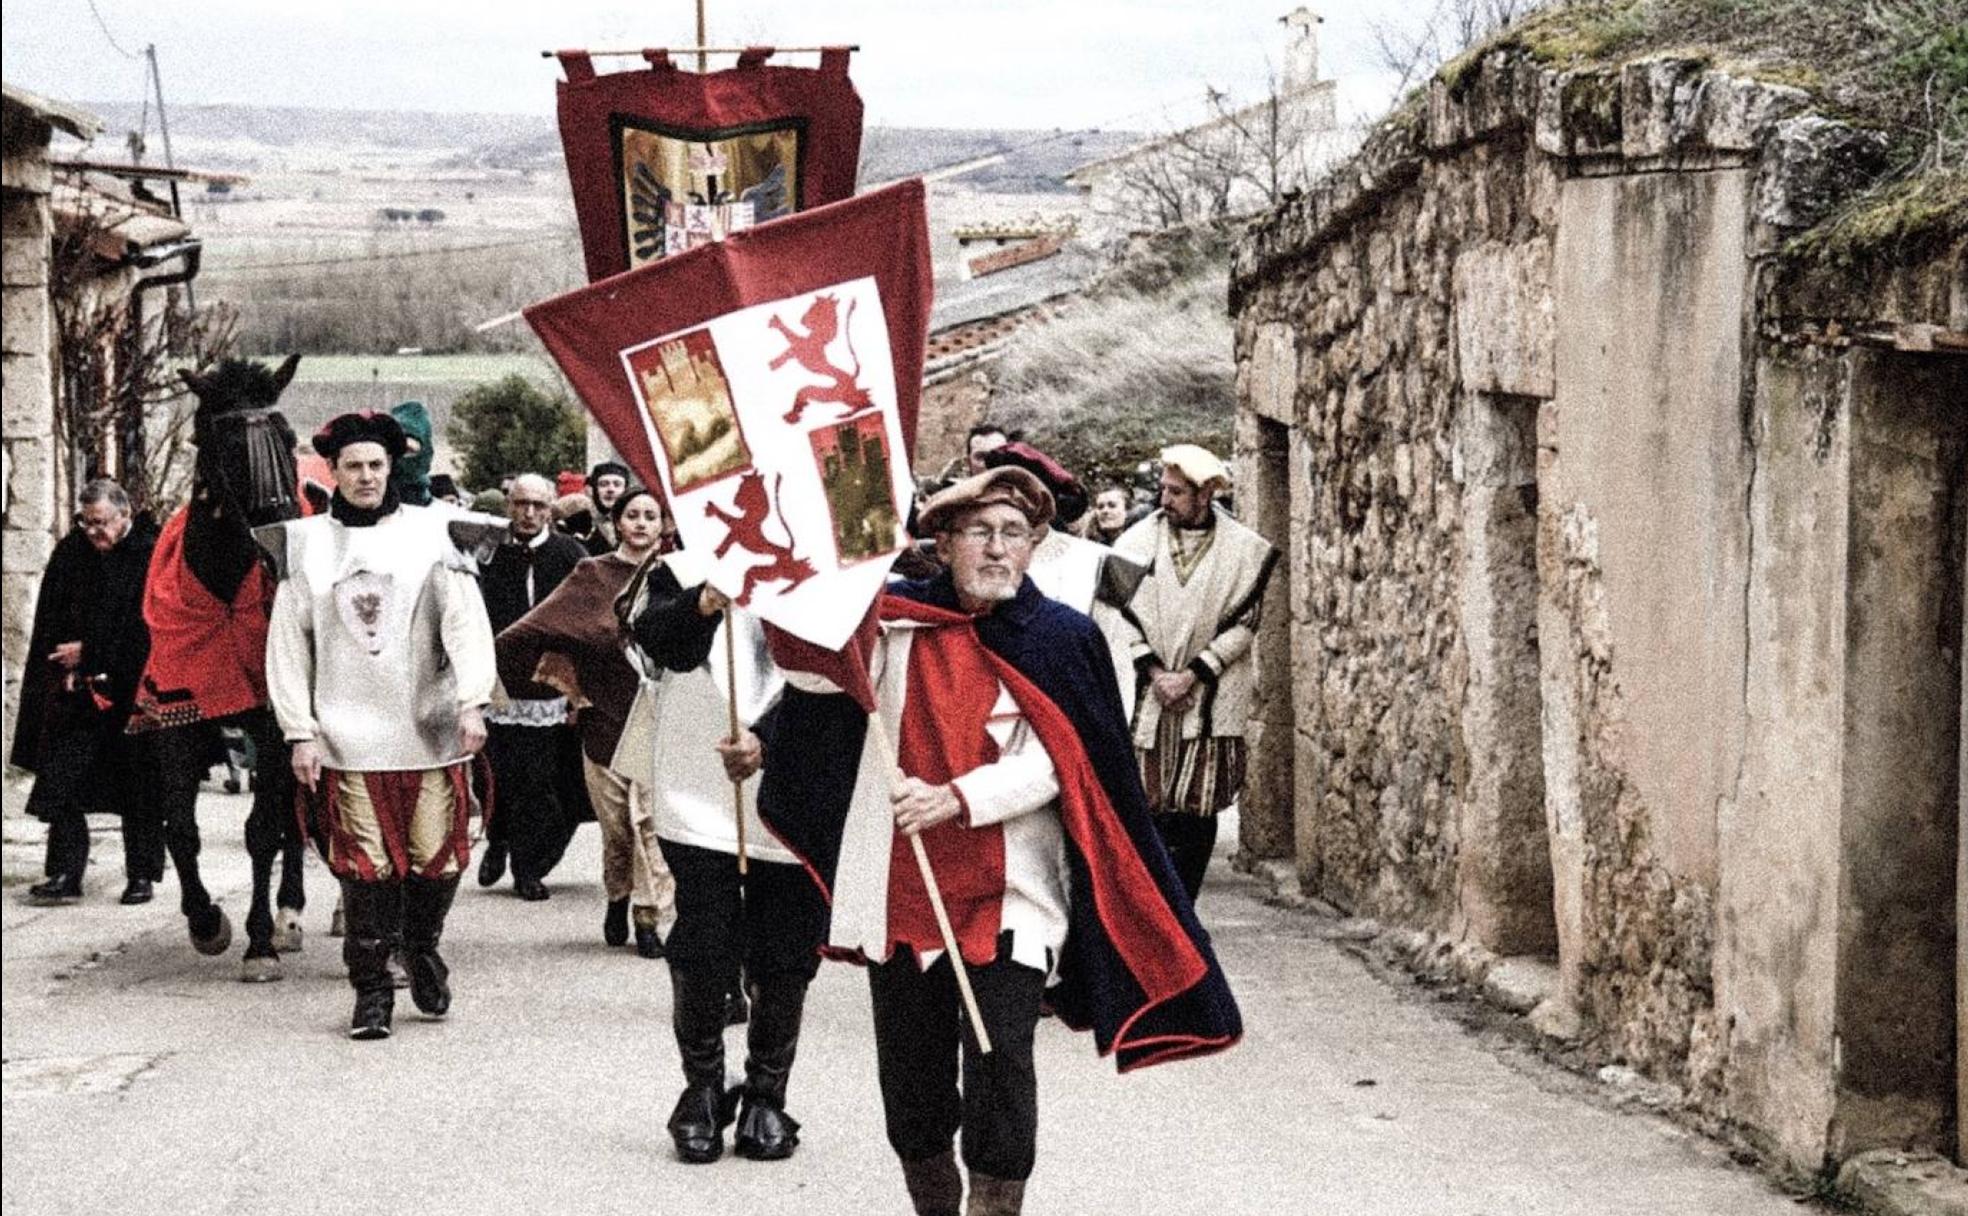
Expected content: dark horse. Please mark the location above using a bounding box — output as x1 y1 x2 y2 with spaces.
130 355 313 982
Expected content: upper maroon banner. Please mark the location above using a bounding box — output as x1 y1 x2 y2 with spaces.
556 46 864 284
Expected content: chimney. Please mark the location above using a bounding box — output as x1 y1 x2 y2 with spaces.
1281 7 1323 93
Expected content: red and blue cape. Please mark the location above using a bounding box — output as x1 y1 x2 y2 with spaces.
758 573 1242 1072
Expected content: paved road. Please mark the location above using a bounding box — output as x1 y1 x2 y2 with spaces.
3 795 1817 1215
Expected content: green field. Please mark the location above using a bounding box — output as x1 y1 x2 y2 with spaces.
290 353 564 385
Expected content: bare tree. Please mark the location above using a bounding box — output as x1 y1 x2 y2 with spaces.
1098 73 1355 231
49 205 237 516
1370 0 1542 99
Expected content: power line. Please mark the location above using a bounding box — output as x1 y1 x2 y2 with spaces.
204 233 578 273
84 0 143 59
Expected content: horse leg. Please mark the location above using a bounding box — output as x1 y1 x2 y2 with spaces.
150 725 233 958
239 713 294 981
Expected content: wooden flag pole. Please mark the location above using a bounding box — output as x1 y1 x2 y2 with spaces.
695 0 707 72
867 721 994 1056
725 614 748 875
538 45 860 59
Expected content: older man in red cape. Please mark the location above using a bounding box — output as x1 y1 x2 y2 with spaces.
757 467 1241 1216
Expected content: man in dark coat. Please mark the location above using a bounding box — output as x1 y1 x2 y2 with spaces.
11 479 165 905
474 472 592 898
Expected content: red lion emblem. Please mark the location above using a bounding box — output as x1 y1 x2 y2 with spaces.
703 469 817 605
768 294 873 425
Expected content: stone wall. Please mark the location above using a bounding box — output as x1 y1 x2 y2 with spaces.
2 136 58 778
1233 48 1964 1173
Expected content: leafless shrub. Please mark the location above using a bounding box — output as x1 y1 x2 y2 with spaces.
49 203 236 516
1370 0 1543 100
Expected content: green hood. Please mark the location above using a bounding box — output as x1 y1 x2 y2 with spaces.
389 400 435 505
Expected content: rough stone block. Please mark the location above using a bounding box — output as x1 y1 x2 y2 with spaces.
1246 322 1298 425
1539 70 1623 161
1453 239 1554 399
1 235 50 289
0 193 51 239
1620 56 1708 160
1752 115 1890 232
2 350 53 432
1483 956 1560 1014
1692 73 1810 153
1 524 52 572
1 150 54 194
0 284 51 357
3 437 56 529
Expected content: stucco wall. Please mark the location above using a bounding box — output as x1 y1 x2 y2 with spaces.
1721 342 1850 1165
1540 166 1751 1092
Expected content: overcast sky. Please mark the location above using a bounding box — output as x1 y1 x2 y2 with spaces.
3 0 1411 133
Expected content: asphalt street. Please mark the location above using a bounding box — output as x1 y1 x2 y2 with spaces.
3 792 1819 1215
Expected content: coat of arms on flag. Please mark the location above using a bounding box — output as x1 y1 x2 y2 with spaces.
525 180 932 651
554 46 864 283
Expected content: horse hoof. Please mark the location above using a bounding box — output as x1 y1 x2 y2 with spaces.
239 954 283 983
272 908 304 953
190 907 233 957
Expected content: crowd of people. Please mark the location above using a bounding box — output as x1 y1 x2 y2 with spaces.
11 400 1270 1216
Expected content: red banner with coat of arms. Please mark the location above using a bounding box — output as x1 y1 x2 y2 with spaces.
524 179 931 668
554 46 864 284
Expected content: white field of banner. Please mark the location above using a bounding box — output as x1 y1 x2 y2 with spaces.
619 275 914 650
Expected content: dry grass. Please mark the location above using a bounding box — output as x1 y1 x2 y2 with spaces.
989 229 1236 486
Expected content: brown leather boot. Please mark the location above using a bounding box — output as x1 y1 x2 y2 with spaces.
966 1173 1025 1216
901 1149 962 1216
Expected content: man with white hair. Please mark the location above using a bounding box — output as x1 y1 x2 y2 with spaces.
1113 444 1278 900
475 472 591 899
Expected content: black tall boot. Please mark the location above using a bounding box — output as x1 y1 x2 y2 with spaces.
667 967 737 1164
341 879 398 1040
402 874 460 1018
733 974 807 1161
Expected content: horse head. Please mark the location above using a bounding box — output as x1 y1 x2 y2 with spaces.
182 354 304 529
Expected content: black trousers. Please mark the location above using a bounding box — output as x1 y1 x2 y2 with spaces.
868 940 1048 1182
1151 811 1220 902
29 718 163 882
656 837 827 984
484 723 582 880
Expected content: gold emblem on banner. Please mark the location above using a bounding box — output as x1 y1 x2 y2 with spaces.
617 120 803 265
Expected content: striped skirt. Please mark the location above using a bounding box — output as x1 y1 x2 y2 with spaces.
1138 713 1246 817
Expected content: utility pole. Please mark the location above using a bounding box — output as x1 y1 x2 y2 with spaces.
145 43 196 312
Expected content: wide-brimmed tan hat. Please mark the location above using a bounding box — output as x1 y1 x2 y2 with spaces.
918 466 1055 535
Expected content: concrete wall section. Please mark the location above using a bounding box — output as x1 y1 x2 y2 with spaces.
1830 351 1963 1158
1453 394 1554 955
1720 344 1851 1168
1543 167 1752 1091
1237 407 1296 861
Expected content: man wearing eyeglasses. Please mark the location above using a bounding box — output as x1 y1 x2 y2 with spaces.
12 479 166 906
778 467 1239 1216
474 473 591 901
